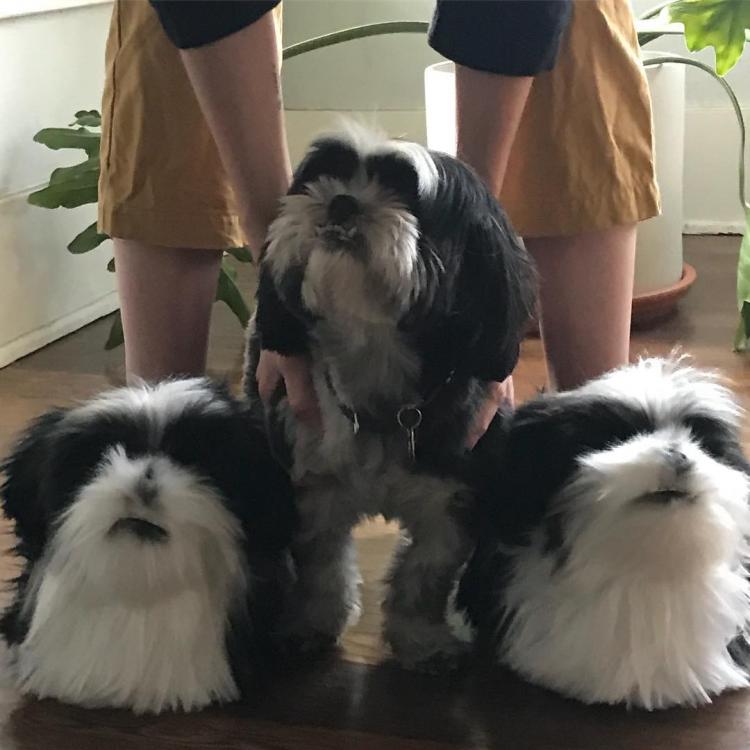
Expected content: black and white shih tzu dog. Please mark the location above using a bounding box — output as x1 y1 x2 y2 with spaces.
245 126 536 670
456 357 750 709
0 379 296 714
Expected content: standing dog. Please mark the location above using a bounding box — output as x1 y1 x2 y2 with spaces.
457 358 750 708
1 379 295 713
246 128 535 670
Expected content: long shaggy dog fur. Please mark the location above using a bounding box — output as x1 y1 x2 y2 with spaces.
0 379 296 713
457 357 750 709
245 127 535 670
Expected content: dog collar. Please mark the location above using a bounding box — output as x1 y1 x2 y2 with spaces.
323 369 455 461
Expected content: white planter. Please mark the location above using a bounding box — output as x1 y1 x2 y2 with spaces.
637 52 686 295
424 61 457 155
424 57 686 298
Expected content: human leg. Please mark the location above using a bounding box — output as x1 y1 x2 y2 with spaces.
113 240 223 382
526 224 637 391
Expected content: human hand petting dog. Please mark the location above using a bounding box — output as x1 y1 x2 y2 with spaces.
258 349 509 447
466 378 513 449
257 351 321 427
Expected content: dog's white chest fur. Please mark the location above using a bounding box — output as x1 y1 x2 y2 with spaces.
15 562 240 714
12 469 251 714
500 541 750 709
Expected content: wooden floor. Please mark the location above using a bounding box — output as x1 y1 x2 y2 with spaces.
2 236 750 749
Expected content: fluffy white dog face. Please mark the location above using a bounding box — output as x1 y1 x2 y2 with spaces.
564 426 750 582
562 359 750 582
458 358 750 710
1 379 295 714
50 446 245 604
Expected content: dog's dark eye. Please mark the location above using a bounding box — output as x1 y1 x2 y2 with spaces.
683 415 720 450
366 154 419 210
682 414 748 470
290 139 359 193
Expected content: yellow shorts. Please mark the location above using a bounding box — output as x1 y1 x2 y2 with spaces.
98 0 282 250
98 0 659 248
500 0 661 237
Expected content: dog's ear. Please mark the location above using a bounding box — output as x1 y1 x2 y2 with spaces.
489 394 655 547
287 136 360 196
455 210 537 383
484 399 591 547
469 404 513 487
161 400 296 559
1 409 67 552
485 409 560 547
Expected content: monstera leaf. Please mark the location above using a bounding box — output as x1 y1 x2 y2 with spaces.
28 118 101 209
670 0 750 75
33 126 100 157
28 157 100 209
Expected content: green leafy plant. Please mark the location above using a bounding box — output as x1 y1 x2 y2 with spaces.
670 0 750 75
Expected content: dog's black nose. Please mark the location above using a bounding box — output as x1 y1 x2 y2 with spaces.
328 194 360 225
136 466 158 506
665 445 691 475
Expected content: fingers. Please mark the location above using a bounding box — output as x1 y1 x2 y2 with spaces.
256 351 282 404
465 399 497 450
259 351 513 443
280 355 321 426
257 351 321 427
465 376 515 450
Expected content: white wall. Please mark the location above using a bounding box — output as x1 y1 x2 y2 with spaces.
282 0 436 162
283 0 438 112
0 1 116 368
282 0 749 232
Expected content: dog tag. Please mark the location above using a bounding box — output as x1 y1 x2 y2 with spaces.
397 405 422 462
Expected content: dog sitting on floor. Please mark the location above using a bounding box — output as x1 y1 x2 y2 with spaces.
0 379 296 714
456 357 750 709
245 126 536 670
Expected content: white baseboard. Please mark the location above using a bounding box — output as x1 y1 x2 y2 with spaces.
683 220 745 236
0 291 118 370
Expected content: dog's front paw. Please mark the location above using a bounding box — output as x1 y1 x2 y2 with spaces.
385 619 470 674
281 599 361 659
280 614 344 658
283 628 340 658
